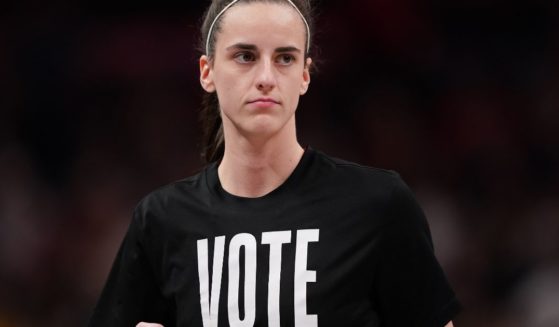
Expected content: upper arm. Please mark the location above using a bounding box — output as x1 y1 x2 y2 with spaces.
371 177 461 325
88 210 173 326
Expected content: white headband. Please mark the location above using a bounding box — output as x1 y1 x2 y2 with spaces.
205 0 310 55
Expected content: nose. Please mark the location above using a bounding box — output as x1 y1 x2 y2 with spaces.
255 58 276 93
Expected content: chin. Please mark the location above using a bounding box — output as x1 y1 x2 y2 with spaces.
242 119 285 139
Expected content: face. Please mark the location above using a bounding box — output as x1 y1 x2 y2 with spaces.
199 2 311 140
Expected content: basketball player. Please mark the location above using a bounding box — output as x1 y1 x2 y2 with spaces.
89 0 461 326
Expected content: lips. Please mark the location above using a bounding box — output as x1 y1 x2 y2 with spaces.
248 98 280 104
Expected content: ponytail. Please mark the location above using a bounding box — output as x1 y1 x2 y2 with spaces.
200 92 224 164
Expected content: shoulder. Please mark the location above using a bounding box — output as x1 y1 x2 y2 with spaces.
312 149 424 227
313 148 404 192
132 169 210 227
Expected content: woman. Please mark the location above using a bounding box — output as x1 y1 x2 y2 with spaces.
89 0 461 326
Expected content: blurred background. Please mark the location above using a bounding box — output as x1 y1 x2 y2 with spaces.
1 0 558 326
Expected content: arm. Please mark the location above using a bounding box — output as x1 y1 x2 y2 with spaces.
371 176 461 326
89 209 173 326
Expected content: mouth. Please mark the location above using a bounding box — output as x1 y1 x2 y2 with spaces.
248 98 280 105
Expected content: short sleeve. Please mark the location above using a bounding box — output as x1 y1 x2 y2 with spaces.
88 207 174 326
371 177 461 327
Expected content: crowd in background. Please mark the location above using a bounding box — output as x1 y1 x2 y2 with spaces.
1 0 558 326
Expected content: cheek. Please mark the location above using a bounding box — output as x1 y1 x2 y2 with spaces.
284 74 304 99
214 73 247 109
215 78 231 96
216 69 250 92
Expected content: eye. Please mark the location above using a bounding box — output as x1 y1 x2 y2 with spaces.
234 51 256 64
276 54 295 66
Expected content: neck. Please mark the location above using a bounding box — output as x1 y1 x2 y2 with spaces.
218 121 304 198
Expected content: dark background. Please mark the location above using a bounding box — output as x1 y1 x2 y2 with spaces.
1 0 558 326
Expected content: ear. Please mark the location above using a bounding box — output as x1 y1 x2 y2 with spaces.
300 57 312 95
199 55 216 93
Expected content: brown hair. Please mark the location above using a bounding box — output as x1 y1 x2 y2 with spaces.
198 0 315 164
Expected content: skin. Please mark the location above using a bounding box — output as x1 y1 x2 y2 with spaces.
137 2 455 327
200 2 311 198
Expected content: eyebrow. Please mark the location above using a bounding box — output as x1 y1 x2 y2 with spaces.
225 43 302 53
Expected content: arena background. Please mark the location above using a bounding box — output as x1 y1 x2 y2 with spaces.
1 0 558 326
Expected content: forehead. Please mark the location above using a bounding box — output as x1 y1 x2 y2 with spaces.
216 2 307 50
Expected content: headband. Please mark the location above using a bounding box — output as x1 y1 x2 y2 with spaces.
205 0 310 55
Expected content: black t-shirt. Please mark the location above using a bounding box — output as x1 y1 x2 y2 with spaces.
89 147 461 327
